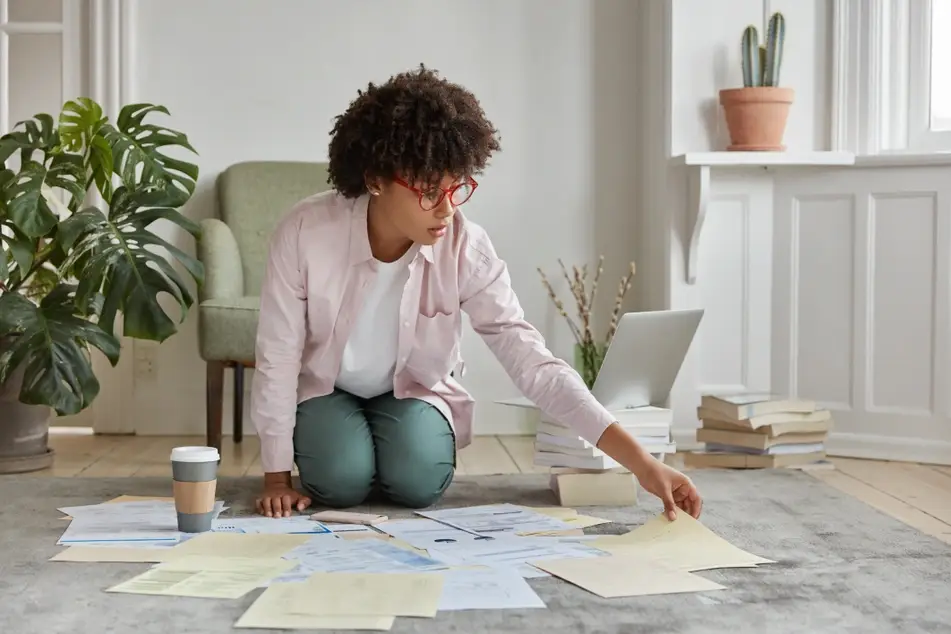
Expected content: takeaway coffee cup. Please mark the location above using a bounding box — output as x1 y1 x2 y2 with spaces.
170 446 220 533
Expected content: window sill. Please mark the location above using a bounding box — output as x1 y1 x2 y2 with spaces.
853 152 951 167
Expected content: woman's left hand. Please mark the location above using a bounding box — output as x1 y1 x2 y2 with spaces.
636 461 703 521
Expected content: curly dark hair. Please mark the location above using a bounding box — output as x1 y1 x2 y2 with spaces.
327 64 502 198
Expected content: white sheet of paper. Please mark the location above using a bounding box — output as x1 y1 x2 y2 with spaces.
292 572 444 617
270 534 448 584
57 500 225 545
235 583 394 630
375 518 493 550
426 536 606 579
437 568 546 611
417 504 575 535
212 516 332 535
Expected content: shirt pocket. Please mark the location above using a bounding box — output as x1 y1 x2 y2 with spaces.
406 310 461 387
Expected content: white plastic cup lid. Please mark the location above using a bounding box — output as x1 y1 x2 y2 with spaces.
170 446 220 463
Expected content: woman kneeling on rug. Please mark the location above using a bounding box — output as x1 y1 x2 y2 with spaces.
250 64 702 521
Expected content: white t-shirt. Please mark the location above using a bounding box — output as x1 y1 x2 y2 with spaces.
334 247 416 399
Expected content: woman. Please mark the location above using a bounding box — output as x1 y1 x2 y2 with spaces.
251 65 702 521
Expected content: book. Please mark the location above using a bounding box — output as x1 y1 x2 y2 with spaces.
695 428 828 452
700 393 816 421
683 450 826 469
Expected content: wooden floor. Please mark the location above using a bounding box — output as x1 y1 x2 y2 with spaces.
26 430 951 545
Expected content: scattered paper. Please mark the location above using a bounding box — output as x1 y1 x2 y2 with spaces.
293 572 444 617
519 514 610 536
107 556 296 599
163 532 311 560
530 552 726 598
212 516 332 535
57 500 226 546
375 518 494 550
590 510 774 571
50 546 169 563
437 567 546 611
272 535 447 584
417 503 575 535
427 535 607 579
235 583 395 630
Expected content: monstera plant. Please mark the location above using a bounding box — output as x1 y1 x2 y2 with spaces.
0 98 202 473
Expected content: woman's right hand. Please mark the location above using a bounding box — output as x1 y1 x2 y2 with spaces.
256 473 312 517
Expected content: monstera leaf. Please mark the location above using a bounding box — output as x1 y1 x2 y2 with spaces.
102 104 198 205
59 185 204 341
3 155 85 237
0 113 59 165
0 285 120 415
59 98 113 201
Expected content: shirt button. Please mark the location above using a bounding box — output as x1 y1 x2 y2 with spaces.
403 321 410 327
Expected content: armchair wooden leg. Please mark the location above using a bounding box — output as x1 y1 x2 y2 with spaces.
233 363 244 443
206 361 224 452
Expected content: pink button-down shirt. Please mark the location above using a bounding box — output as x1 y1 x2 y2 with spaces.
250 190 616 473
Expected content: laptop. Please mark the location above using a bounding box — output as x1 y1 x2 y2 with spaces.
589 308 703 410
496 308 703 411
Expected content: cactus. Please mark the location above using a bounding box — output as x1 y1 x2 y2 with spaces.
763 12 786 86
741 25 760 87
740 12 786 87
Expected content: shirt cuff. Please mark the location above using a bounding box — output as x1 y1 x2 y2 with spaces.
259 435 295 474
572 399 617 447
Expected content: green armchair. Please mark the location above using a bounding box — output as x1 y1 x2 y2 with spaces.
198 161 332 450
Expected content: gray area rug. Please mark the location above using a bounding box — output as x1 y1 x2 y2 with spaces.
2 469 950 634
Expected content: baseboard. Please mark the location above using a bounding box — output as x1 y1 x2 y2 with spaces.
825 432 951 466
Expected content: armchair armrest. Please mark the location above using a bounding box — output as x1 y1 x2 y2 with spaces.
198 218 244 301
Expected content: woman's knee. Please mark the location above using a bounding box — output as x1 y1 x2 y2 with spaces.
298 456 375 508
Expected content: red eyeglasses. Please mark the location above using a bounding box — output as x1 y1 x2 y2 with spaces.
392 176 478 211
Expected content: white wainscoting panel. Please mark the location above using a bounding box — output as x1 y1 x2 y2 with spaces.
774 165 951 465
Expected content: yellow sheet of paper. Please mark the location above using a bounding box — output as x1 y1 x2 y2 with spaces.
590 510 774 571
162 532 310 560
106 556 296 599
531 552 726 598
294 572 444 617
236 583 394 631
50 546 169 563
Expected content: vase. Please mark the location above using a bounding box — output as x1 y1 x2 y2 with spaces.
573 343 606 389
0 336 54 473
719 86 794 151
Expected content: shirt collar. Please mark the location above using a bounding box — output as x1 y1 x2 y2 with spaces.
349 193 435 265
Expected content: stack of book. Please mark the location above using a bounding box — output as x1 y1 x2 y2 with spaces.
683 393 832 469
533 405 676 470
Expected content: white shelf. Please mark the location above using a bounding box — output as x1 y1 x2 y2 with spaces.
671 151 856 167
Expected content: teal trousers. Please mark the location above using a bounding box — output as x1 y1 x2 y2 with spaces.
293 389 456 509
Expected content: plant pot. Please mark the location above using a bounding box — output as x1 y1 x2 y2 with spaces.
719 86 794 151
0 339 54 474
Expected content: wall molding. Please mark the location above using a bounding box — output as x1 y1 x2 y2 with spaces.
87 0 138 434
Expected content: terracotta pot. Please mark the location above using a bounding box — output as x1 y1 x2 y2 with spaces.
0 337 54 474
719 86 794 151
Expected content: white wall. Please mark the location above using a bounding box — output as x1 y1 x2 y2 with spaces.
120 0 643 437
